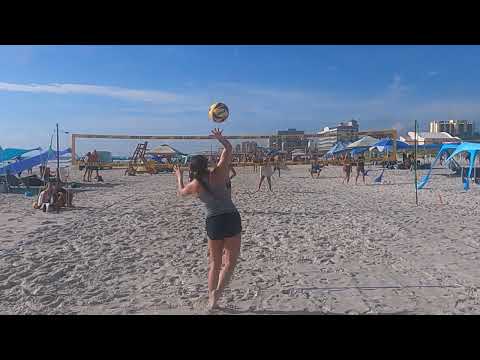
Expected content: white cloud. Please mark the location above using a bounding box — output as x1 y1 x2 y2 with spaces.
428 71 439 77
0 82 181 103
3 78 480 144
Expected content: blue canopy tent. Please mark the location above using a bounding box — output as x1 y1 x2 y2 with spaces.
370 138 410 152
0 147 41 162
417 143 460 189
324 142 350 158
350 147 369 156
266 148 281 157
0 147 71 176
445 142 480 190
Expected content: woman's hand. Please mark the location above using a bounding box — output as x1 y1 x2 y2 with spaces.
211 128 224 140
173 164 183 178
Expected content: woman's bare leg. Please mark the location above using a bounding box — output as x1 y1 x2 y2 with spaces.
267 177 273 191
216 234 241 300
257 176 265 191
208 239 224 309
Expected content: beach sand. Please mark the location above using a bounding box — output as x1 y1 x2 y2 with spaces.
1 165 480 314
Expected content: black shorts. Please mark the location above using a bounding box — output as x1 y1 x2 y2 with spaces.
206 211 242 240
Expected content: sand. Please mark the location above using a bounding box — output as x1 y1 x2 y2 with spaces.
1 164 480 315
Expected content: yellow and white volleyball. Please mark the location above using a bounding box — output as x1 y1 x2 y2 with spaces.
208 102 229 123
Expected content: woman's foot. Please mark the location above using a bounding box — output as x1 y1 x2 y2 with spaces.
208 290 220 310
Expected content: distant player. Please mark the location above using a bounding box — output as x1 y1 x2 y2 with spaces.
355 154 366 185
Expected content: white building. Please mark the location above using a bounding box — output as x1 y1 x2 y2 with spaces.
312 120 360 153
314 127 338 153
403 131 461 145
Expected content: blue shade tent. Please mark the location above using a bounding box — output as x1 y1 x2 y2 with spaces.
0 148 71 176
417 143 460 190
0 147 41 162
446 142 480 189
324 142 350 158
266 149 280 156
370 138 410 152
350 147 369 156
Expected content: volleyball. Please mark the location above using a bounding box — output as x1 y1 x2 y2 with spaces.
208 102 229 123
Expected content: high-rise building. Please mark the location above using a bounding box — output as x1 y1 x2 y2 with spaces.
269 128 308 153
430 120 474 138
313 120 360 153
235 144 241 154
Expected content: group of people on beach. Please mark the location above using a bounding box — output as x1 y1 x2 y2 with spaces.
341 153 366 185
83 150 103 182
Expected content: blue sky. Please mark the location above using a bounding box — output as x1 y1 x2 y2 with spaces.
1 45 480 155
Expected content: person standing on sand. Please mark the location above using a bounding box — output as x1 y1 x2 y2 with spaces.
355 154 366 185
92 149 100 181
310 159 322 178
83 152 92 182
173 128 242 310
273 156 281 177
342 154 352 184
257 156 274 192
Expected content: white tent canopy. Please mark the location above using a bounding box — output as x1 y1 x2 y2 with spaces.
147 144 182 156
346 135 379 149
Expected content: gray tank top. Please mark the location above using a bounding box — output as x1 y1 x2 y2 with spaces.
198 175 237 218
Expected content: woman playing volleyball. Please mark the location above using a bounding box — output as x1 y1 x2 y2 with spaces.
174 128 242 310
